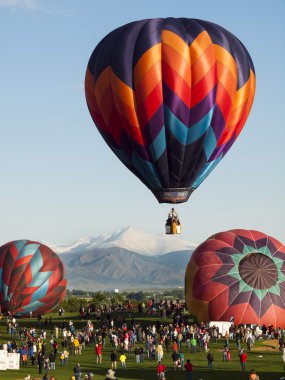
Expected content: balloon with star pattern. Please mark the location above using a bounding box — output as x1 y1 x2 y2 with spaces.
185 230 285 327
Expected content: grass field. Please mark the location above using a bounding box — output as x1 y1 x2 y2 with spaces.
0 311 284 380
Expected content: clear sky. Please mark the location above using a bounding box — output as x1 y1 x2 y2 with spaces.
0 0 284 246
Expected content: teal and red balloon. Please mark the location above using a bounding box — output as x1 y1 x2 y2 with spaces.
185 230 285 327
85 18 255 203
0 240 66 317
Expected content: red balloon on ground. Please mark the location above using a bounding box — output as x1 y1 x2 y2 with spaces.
0 240 67 317
185 229 285 327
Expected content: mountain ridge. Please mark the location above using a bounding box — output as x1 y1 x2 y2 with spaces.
46 226 198 256
61 247 193 291
43 227 197 291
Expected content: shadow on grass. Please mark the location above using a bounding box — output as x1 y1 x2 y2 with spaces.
91 368 285 380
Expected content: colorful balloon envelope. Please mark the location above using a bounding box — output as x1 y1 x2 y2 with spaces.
0 240 67 317
85 18 256 204
185 230 285 327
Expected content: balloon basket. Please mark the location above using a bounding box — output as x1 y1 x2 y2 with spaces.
165 208 181 235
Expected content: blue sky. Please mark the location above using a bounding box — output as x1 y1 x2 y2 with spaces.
0 0 284 246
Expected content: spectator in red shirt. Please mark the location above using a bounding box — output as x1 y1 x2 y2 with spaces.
184 359 193 379
96 343 102 364
239 350 247 372
157 361 166 379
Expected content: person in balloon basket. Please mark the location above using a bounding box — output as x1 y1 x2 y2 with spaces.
184 359 193 379
207 350 214 370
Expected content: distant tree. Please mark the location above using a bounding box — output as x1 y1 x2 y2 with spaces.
126 291 145 302
71 289 88 296
60 296 88 312
92 292 108 305
162 289 184 300
110 293 125 304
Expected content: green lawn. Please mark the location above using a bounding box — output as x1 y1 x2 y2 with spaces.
0 312 284 380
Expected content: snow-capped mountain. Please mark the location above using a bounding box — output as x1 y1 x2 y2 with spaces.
46 226 198 256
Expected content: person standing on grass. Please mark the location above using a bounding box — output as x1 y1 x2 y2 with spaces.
44 356 49 375
63 349 70 366
281 344 285 369
190 337 197 354
179 351 184 368
49 351 56 371
73 363 82 380
139 346 144 362
172 351 179 370
207 350 214 370
38 352 44 374
184 359 193 379
95 343 102 364
119 352 127 369
157 361 166 379
134 346 140 363
165 336 170 353
110 350 117 370
227 347 231 362
156 343 163 362
240 350 247 372
222 345 227 361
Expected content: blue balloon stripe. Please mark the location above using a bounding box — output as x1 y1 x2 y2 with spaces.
18 243 40 259
115 147 163 189
2 283 8 300
29 250 43 278
21 300 45 313
203 126 218 160
149 126 166 161
29 271 52 287
132 151 162 189
187 107 214 145
192 154 223 188
31 280 49 302
165 106 188 145
14 240 28 257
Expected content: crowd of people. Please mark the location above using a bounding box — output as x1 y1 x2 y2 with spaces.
1 299 285 379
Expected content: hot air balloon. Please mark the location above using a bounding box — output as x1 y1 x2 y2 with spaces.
185 230 285 327
85 18 256 233
0 240 67 317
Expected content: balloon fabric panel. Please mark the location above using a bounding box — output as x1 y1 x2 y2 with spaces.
85 18 256 203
